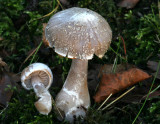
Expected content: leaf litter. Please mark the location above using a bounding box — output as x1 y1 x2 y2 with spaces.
0 58 20 107
93 65 151 103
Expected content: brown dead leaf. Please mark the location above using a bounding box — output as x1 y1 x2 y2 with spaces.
87 63 135 96
0 58 20 107
117 0 140 9
0 74 14 106
93 68 151 103
119 86 149 103
107 78 158 104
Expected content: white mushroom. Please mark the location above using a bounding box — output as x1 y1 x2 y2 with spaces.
21 63 53 115
45 7 112 122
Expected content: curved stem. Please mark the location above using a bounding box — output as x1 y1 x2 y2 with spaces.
31 76 52 115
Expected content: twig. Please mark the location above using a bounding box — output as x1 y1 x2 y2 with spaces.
102 86 135 111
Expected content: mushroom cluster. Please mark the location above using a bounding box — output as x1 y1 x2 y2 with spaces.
21 63 53 115
45 7 112 122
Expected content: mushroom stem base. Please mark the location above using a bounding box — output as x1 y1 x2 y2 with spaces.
55 59 90 122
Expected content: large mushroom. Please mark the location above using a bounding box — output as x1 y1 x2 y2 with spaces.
21 63 53 115
45 7 112 122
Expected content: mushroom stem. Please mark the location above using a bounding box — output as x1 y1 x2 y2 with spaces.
31 76 52 115
55 59 90 122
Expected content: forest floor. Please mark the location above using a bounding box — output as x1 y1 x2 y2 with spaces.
0 0 160 123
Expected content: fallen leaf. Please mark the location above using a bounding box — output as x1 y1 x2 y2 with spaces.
119 86 150 103
87 63 135 96
0 74 14 106
117 0 140 9
93 68 151 103
106 78 158 104
0 58 20 107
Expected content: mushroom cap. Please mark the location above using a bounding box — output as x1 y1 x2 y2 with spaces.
45 7 112 60
21 63 53 90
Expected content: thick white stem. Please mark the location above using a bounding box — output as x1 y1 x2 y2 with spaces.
31 76 52 115
55 59 90 122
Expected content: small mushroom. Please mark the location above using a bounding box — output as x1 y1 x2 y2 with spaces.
45 7 112 122
21 63 53 115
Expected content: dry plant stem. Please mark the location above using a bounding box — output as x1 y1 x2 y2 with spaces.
97 93 112 110
55 59 90 122
31 76 52 115
102 86 135 111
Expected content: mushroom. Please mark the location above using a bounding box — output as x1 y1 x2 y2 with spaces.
21 63 53 115
45 7 112 122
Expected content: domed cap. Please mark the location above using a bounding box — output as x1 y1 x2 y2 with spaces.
45 7 112 60
21 63 53 90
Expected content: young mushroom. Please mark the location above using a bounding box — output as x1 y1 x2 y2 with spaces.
21 63 53 115
45 7 112 122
